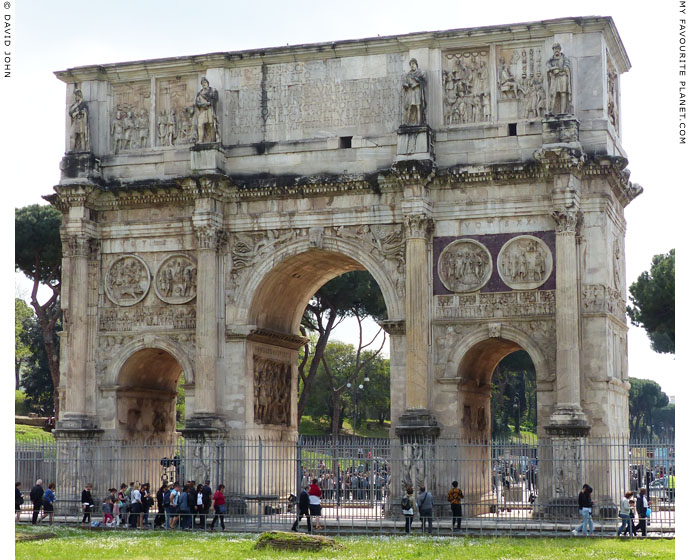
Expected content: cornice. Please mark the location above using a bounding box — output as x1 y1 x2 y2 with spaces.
582 156 642 208
54 16 628 83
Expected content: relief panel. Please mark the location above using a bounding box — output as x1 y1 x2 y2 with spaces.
156 76 197 146
110 81 151 153
442 49 491 125
437 239 492 293
495 45 546 121
497 235 553 290
105 255 151 306
253 356 291 426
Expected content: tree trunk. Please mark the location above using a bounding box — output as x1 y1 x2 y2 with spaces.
15 359 21 391
331 392 341 440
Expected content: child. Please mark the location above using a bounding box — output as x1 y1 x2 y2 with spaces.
102 497 114 526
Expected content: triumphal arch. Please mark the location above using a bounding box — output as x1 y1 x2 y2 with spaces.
49 17 640 513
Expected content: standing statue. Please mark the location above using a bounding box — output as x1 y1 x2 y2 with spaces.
69 89 90 152
546 43 572 115
194 77 219 143
402 59 426 126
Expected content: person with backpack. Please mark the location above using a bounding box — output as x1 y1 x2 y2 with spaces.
447 480 464 530
30 479 44 525
401 486 417 534
417 486 434 534
291 485 312 533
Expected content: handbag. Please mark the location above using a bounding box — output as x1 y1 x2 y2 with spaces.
646 507 652 518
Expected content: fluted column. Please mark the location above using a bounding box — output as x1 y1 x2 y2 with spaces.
547 208 589 434
403 214 434 410
191 219 225 419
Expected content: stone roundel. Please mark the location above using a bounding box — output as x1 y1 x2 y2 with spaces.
105 255 151 307
154 254 198 304
497 235 553 290
438 239 493 293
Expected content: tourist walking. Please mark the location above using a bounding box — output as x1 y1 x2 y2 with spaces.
200 480 213 529
81 483 95 527
617 491 634 537
417 486 434 534
401 486 417 534
40 482 56 525
178 483 192 529
635 488 649 536
572 484 594 536
210 484 227 531
30 479 44 525
291 485 312 533
15 482 23 522
169 482 181 529
447 480 464 530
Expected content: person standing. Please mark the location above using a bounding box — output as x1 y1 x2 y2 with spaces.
617 491 634 537
401 486 417 534
200 479 213 530
30 479 44 525
308 478 323 530
572 484 594 536
210 484 227 531
169 482 181 529
417 486 434 534
291 485 312 533
81 483 95 527
447 480 464 530
154 483 167 529
15 482 24 522
635 488 649 536
129 483 142 528
39 483 56 525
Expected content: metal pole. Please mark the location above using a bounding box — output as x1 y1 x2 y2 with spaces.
258 437 263 530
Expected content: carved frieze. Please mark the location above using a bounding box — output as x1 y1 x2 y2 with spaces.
435 290 555 320
253 356 291 426
495 45 545 120
581 283 626 323
497 235 553 290
99 305 197 331
110 81 151 152
442 49 491 125
156 77 196 147
105 255 151 306
154 254 197 304
437 239 492 293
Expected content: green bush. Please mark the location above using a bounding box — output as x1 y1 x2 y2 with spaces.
15 390 29 416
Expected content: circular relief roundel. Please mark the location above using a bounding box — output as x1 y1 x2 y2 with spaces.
154 254 198 304
497 235 553 290
438 239 493 292
105 255 151 306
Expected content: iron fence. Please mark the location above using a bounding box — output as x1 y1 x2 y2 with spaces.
15 434 674 535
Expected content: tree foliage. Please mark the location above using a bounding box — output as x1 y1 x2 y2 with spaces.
628 377 673 439
627 249 675 354
491 351 537 439
20 312 60 415
297 271 387 425
15 204 63 417
15 298 34 390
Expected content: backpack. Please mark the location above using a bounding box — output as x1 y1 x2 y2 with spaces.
163 489 171 506
401 495 411 510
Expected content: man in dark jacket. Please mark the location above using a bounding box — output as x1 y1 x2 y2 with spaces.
635 488 648 536
29 479 44 525
199 479 213 530
291 486 312 533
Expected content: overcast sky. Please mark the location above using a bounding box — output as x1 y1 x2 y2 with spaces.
3 1 681 400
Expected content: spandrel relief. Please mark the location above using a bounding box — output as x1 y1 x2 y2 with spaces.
110 82 151 153
438 239 492 293
156 77 197 147
253 357 291 426
442 49 491 125
105 255 151 306
497 236 553 290
495 46 545 120
154 254 197 304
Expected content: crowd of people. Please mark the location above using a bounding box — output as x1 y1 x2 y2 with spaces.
16 478 229 530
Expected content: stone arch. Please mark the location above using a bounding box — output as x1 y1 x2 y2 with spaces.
110 335 194 441
230 233 404 333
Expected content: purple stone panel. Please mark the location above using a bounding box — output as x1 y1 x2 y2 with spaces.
433 231 556 295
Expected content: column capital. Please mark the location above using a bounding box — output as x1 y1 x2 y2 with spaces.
551 209 583 234
194 224 228 252
404 213 435 240
62 233 100 259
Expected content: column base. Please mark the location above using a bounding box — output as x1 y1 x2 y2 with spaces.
395 409 440 439
55 414 101 435
190 142 225 173
182 414 226 438
395 124 435 161
545 404 590 437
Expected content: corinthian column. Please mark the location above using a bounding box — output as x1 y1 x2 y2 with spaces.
402 214 434 410
547 209 589 434
189 217 226 428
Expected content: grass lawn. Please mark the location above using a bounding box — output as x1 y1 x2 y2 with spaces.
14 527 674 560
15 424 54 443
